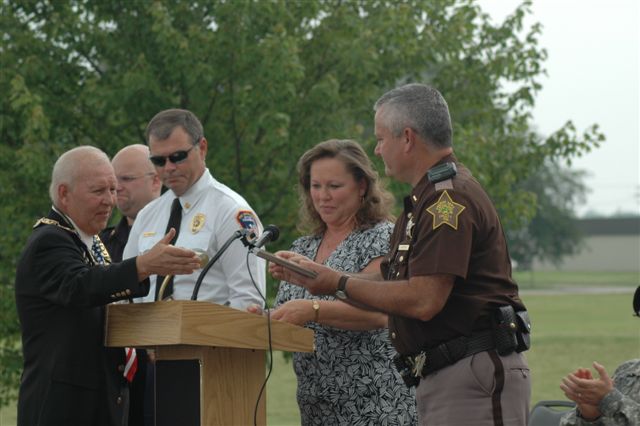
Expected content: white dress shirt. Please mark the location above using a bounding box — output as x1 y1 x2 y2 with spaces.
123 169 266 309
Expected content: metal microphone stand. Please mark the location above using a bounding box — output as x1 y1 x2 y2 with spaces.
190 229 256 300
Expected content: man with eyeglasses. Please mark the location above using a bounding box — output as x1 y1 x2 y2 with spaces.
123 109 266 309
99 144 161 426
100 144 162 263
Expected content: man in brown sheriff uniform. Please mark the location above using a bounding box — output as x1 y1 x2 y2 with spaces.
269 83 531 425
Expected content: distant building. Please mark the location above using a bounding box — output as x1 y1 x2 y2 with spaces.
532 217 640 272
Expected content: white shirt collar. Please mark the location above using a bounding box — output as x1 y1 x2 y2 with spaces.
169 168 214 212
52 205 94 249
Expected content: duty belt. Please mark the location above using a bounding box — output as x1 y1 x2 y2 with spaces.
404 329 496 378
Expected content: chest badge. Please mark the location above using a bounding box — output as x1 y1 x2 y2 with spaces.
426 190 466 230
191 213 206 234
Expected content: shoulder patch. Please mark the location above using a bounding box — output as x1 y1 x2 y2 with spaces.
236 210 258 231
426 190 466 230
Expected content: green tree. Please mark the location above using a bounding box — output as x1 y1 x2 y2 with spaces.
0 0 603 405
506 161 588 270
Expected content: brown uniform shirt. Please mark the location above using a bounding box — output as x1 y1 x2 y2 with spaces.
382 155 526 355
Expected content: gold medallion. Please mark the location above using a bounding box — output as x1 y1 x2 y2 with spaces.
191 213 206 234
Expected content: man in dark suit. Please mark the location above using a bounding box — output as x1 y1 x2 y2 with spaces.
15 146 201 426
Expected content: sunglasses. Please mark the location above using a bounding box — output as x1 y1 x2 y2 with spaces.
149 145 197 167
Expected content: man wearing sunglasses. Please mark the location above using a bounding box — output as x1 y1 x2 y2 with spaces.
123 109 266 309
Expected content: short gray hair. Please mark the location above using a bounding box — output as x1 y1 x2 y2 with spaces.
374 83 452 148
49 146 110 205
145 109 203 145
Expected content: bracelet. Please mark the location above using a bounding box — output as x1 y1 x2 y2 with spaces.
311 299 320 323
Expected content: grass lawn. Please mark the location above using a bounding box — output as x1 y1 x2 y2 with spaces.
2 284 638 425
514 270 639 289
523 292 639 404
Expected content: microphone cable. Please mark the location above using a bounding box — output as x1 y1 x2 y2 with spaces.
245 249 273 426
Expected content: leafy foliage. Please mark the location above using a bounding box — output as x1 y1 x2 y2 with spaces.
507 162 589 269
0 0 603 405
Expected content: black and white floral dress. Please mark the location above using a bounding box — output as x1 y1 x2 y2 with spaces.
275 221 417 425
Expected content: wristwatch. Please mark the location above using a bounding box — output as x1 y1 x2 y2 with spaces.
335 275 349 300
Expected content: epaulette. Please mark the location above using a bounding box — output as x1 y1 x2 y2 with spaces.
33 217 76 234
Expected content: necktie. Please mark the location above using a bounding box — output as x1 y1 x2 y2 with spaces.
91 236 108 264
92 235 138 383
155 198 182 300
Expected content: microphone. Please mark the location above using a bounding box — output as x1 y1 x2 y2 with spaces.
251 225 280 249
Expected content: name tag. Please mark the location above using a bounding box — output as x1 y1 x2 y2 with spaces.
143 231 156 237
398 244 410 251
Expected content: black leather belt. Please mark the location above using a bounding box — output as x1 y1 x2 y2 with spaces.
405 329 496 378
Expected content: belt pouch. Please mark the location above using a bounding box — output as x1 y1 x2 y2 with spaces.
515 310 532 352
493 305 518 355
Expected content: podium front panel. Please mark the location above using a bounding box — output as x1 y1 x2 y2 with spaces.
156 345 266 426
156 359 200 426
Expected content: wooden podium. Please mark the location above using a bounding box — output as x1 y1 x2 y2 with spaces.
105 301 314 426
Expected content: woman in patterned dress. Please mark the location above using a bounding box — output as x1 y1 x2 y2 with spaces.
272 139 417 425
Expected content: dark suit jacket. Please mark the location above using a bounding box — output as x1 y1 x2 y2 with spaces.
100 216 131 267
15 210 149 426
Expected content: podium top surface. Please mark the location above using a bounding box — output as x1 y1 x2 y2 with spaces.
105 300 314 352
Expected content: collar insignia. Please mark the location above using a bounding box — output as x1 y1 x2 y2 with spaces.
426 190 466 230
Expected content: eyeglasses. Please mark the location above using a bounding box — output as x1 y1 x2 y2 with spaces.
149 144 197 167
116 172 156 184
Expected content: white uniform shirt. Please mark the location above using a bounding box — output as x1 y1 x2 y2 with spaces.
123 169 266 309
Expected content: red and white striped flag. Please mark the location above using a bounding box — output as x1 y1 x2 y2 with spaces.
124 347 138 382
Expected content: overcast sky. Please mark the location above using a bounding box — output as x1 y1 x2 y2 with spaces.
479 0 639 217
